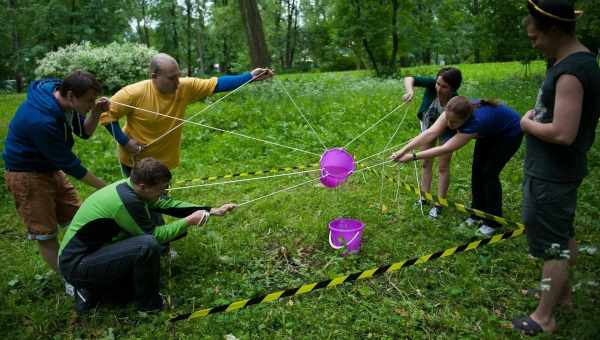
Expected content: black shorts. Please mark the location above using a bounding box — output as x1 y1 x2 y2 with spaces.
522 175 580 260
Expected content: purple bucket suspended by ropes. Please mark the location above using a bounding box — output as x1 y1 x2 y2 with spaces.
319 148 356 188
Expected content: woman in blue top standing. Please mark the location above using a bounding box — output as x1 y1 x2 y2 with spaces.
402 67 462 219
391 96 523 236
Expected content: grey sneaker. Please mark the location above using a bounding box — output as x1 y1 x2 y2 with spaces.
478 224 496 236
464 217 479 226
428 205 442 219
65 281 75 297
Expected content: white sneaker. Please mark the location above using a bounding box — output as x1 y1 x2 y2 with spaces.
478 224 496 236
465 217 478 226
64 281 75 297
428 206 442 219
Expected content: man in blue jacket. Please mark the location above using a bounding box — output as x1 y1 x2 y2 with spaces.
3 70 109 273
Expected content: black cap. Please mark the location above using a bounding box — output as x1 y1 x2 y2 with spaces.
527 0 583 22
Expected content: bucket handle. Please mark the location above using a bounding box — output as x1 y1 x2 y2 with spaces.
329 230 360 249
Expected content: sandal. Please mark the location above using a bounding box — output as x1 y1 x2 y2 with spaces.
512 316 544 336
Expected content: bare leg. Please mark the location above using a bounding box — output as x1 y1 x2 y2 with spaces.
37 238 59 272
529 259 569 333
437 153 452 200
558 238 577 307
420 142 435 194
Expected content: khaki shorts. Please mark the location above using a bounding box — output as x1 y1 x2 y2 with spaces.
4 170 81 240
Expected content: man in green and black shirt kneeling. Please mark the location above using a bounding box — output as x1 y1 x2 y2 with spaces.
58 157 236 314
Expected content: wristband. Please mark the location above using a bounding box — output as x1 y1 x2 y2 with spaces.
412 151 417 161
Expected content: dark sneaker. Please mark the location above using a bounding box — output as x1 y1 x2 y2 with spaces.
137 294 164 313
74 288 98 315
414 199 428 207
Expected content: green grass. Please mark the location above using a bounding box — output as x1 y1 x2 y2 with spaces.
1 61 599 339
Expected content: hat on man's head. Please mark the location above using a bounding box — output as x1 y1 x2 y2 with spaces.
527 0 583 22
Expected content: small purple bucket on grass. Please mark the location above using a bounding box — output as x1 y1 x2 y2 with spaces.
328 218 365 255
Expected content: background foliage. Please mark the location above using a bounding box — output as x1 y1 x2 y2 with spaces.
34 42 158 93
1 0 599 90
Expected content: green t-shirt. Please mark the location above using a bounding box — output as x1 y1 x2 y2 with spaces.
525 52 600 182
59 179 210 272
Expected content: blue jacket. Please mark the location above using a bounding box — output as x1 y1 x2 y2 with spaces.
3 79 89 178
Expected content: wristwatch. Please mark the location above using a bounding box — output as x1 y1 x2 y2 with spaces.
412 151 417 161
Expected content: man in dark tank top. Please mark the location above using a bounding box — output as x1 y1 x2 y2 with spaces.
512 0 600 336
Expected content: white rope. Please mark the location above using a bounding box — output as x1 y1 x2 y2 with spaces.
145 70 266 148
414 157 425 216
276 79 328 151
239 176 322 207
110 101 320 157
167 168 320 191
354 158 395 174
343 100 409 149
356 139 411 164
379 106 410 207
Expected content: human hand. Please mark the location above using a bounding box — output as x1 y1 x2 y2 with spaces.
396 153 413 163
209 203 238 216
92 97 111 115
185 210 210 226
521 109 535 130
250 68 274 81
524 109 536 120
402 91 414 103
390 149 407 161
124 139 145 155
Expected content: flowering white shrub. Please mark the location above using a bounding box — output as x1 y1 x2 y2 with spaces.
35 41 158 93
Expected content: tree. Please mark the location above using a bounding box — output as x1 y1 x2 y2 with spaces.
332 0 403 77
239 0 271 68
8 0 23 92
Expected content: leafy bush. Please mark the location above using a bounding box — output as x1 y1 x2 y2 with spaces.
321 55 358 72
34 41 158 93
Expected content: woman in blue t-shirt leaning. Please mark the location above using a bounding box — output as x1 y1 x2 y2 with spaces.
390 96 523 236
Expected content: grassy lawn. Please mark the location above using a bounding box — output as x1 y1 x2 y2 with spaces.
1 61 599 338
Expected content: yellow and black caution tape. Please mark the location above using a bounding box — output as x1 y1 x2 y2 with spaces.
170 227 524 322
370 169 526 230
174 162 524 230
168 163 526 322
174 163 320 185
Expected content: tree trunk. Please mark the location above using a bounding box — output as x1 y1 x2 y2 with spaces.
196 0 206 74
239 0 271 68
170 1 180 61
9 0 23 92
221 39 231 73
273 0 284 69
362 38 380 76
352 0 379 75
141 0 150 46
472 0 480 63
186 0 193 76
388 0 399 71
283 0 298 69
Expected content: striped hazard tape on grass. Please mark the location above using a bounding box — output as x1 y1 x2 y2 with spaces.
175 162 524 230
170 227 525 322
173 163 320 185
168 163 527 322
369 169 526 230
